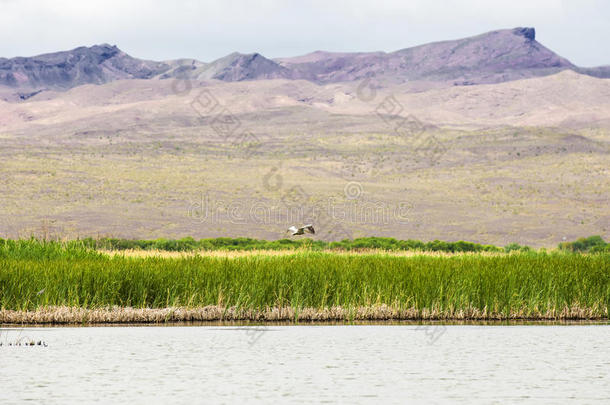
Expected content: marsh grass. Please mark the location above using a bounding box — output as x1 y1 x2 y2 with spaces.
1 240 608 322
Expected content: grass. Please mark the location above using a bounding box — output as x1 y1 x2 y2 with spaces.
1 239 609 322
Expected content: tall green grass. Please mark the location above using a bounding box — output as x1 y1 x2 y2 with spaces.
1 241 608 317
0 239 103 260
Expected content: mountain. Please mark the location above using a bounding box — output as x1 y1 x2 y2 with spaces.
195 52 291 81
576 66 610 79
0 44 169 91
158 53 290 82
157 58 208 80
0 27 608 98
275 27 575 84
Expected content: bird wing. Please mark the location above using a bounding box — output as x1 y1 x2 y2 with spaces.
304 224 315 234
287 226 298 234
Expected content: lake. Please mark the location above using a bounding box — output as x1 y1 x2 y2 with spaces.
2 323 609 404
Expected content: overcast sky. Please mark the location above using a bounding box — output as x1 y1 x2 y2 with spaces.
1 0 608 67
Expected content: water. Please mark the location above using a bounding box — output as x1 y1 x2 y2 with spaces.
1 324 609 404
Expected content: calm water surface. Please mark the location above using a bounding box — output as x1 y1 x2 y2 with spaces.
1 324 609 404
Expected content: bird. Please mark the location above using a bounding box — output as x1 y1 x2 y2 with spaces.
287 224 315 236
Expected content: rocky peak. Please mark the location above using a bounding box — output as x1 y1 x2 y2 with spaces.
513 27 536 41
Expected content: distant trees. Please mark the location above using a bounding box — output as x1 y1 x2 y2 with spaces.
559 236 609 253
2 235 607 254
504 243 531 253
75 236 503 252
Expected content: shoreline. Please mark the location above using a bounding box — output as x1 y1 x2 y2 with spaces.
1 305 608 325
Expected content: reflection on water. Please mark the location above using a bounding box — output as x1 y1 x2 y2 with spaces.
2 324 610 404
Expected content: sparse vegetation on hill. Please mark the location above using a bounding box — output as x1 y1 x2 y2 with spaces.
1 74 608 246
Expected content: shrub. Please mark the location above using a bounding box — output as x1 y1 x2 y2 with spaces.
559 236 608 253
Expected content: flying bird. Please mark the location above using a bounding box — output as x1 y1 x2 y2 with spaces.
287 224 315 236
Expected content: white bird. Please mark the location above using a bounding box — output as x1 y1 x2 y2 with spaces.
287 224 315 236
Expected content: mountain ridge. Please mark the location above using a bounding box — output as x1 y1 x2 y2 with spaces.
0 44 169 90
1 27 608 97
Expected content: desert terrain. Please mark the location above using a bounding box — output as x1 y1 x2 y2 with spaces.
0 28 608 247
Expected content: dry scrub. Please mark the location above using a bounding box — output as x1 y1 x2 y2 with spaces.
1 304 607 324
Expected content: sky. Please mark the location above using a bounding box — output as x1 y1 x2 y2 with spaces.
0 0 608 67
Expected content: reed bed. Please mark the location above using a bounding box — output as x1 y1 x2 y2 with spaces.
1 243 609 323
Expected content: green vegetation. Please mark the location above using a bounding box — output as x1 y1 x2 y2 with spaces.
504 243 531 253
1 239 609 319
69 236 504 252
559 235 609 253
5 235 601 253
1 236 605 257
0 239 103 260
